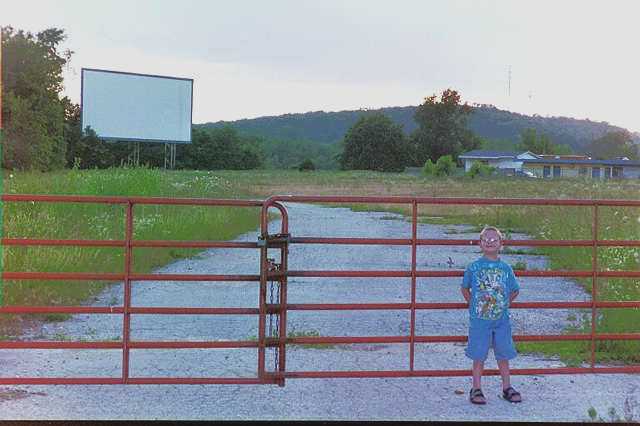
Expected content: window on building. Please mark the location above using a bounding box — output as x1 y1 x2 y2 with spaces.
579 167 588 176
604 167 611 179
553 166 561 177
543 165 551 178
612 167 623 178
592 167 601 179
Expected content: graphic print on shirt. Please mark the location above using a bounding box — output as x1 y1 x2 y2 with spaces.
475 267 506 320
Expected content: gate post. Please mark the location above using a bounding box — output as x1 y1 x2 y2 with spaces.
258 233 268 382
276 233 289 387
259 201 290 385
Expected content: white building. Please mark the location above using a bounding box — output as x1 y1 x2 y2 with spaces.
521 157 640 179
458 150 540 174
458 149 640 179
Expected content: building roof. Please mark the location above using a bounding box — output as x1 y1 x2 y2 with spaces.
459 150 541 160
538 154 590 160
522 158 640 167
459 150 518 159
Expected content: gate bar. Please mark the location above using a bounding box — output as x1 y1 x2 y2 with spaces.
262 195 640 207
409 200 418 371
6 270 638 281
122 201 133 383
287 237 640 247
279 270 638 278
273 366 640 379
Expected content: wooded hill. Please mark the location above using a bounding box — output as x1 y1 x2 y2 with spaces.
199 104 639 154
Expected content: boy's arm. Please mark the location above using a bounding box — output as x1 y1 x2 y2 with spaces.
461 287 471 303
507 264 520 303
460 266 472 303
461 266 472 304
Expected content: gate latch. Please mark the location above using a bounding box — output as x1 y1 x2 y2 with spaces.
257 233 290 247
266 258 281 273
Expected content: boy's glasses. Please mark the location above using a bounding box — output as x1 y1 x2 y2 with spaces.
480 237 501 243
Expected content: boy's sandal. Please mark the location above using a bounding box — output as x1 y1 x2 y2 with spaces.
469 388 486 405
502 386 522 403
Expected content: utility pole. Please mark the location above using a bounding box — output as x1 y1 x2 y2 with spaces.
508 65 512 98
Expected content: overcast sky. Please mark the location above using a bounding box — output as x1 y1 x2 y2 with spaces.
4 0 639 131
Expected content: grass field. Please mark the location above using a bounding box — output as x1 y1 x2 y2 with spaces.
1 167 261 328
2 167 639 364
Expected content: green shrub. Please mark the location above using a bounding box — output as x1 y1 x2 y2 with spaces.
422 159 436 176
298 158 316 171
435 155 455 176
467 161 495 178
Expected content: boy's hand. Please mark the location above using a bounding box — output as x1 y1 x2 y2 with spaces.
510 290 519 302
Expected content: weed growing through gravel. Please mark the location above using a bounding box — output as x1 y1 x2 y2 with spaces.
587 387 639 423
249 329 335 349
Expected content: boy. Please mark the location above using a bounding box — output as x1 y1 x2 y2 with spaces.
461 226 522 404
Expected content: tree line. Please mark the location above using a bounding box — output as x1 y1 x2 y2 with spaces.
0 26 334 171
2 26 637 172
338 88 638 173
203 103 638 154
0 26 265 171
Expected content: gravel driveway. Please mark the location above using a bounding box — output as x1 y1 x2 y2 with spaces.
1 202 638 421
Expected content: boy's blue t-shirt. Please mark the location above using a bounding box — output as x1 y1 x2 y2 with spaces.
462 257 520 323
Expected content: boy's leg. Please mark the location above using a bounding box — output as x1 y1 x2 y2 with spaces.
497 359 511 390
466 323 490 392
497 359 521 402
494 320 521 402
472 360 484 390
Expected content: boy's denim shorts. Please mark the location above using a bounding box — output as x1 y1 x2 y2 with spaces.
465 317 517 361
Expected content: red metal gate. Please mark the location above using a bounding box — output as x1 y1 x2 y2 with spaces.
1 193 639 385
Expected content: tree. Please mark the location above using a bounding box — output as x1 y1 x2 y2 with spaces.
587 130 638 160
340 113 408 172
517 128 572 155
298 158 315 171
180 127 264 170
63 100 123 169
260 137 339 170
478 136 516 152
1 26 72 170
410 89 480 165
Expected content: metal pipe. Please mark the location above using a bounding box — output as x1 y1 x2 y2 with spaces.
122 201 134 384
409 200 417 371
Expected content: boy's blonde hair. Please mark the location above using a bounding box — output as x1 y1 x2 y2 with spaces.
479 225 504 240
